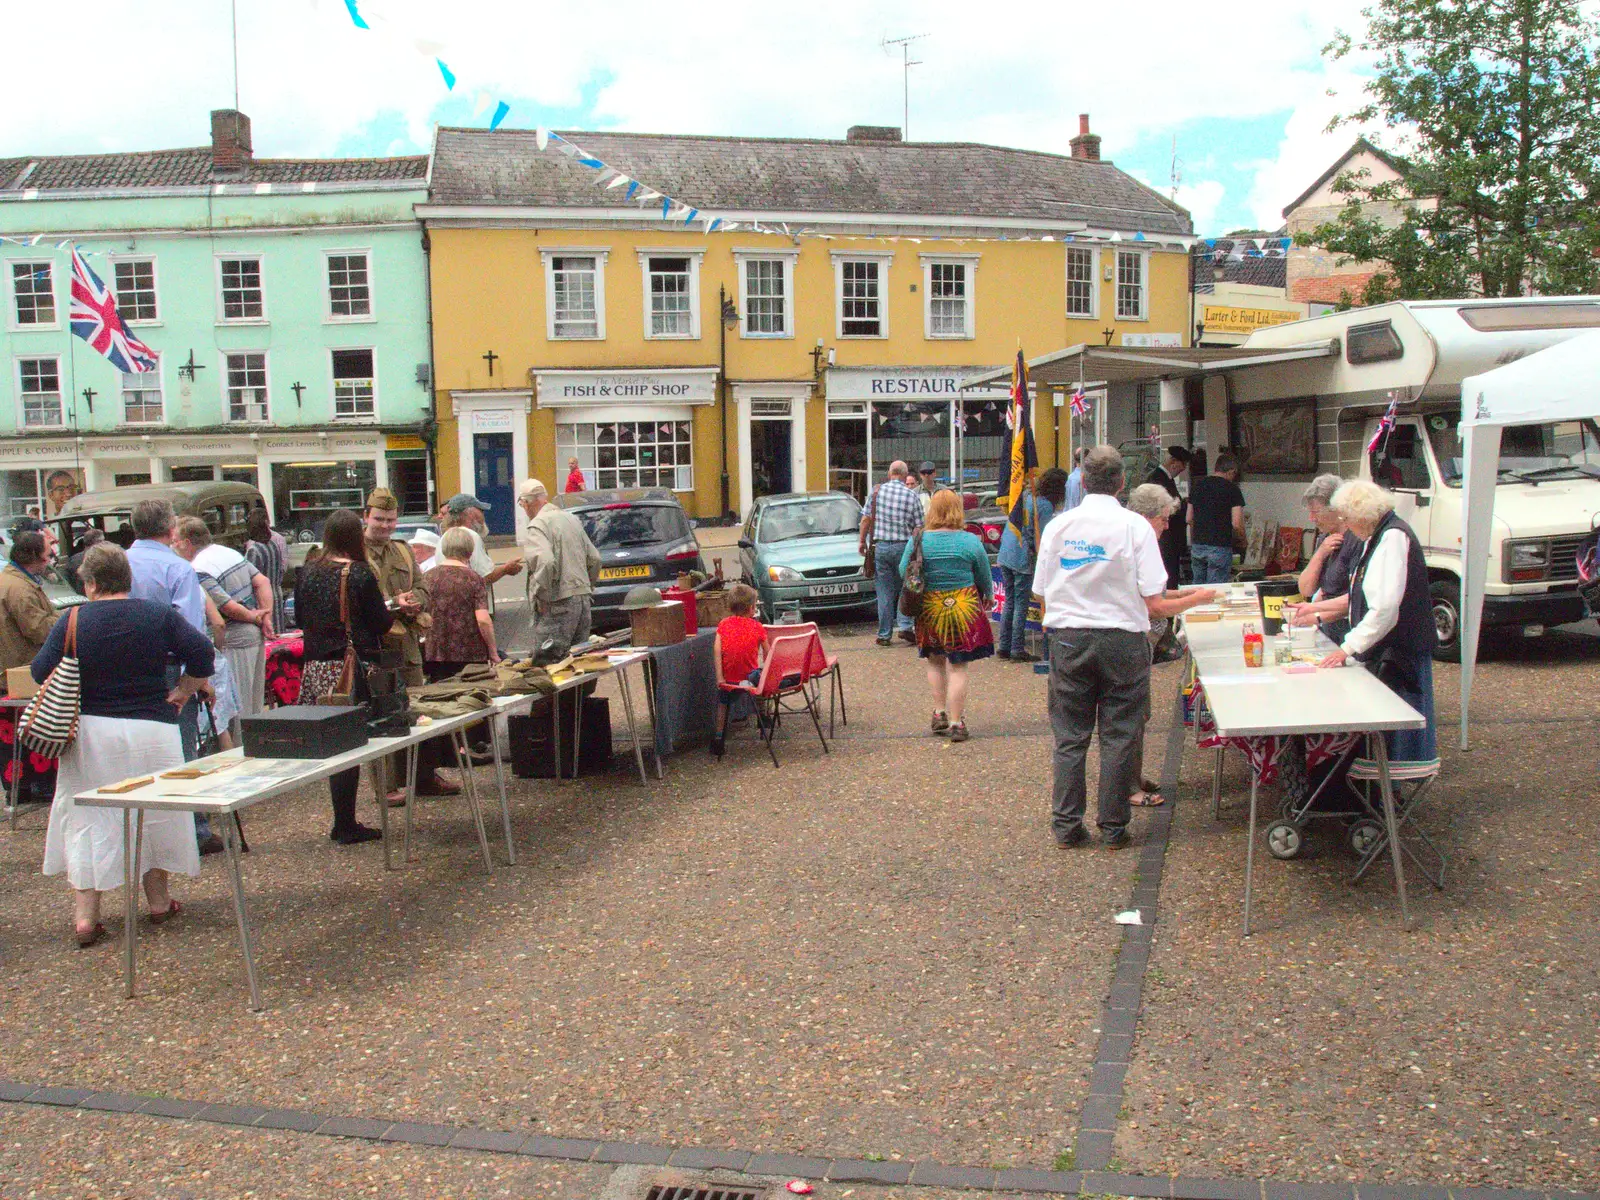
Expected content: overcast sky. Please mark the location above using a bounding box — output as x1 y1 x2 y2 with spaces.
5 0 1379 234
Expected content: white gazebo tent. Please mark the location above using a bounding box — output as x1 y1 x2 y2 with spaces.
1458 329 1600 747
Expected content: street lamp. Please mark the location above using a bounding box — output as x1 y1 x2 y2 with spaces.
719 285 740 522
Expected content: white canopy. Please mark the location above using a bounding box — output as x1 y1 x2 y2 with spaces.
1458 329 1600 747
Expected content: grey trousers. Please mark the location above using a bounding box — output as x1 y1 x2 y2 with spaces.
535 595 593 656
1047 626 1151 838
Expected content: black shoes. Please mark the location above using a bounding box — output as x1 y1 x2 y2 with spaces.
197 833 224 856
898 629 916 644
1101 828 1130 850
330 823 383 846
875 636 893 647
1056 826 1089 848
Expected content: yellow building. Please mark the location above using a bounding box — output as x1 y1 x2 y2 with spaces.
421 120 1194 533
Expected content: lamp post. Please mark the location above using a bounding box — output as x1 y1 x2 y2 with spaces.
718 285 740 521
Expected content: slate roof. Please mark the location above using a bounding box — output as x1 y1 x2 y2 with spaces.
428 127 1193 236
1192 238 1289 290
0 149 427 193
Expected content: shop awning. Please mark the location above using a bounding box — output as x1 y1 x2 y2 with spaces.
960 340 1341 391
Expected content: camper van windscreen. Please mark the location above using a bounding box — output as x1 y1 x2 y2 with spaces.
1346 321 1405 365
1458 303 1600 332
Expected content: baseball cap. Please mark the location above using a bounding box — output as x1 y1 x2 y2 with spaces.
445 492 491 513
918 461 937 474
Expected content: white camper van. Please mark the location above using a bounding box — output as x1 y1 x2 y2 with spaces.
1226 297 1600 658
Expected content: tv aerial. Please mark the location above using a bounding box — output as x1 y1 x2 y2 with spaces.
882 33 927 141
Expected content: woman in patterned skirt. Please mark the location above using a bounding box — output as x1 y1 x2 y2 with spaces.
899 489 994 743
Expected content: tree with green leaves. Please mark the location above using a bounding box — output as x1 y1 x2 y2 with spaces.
1304 0 1600 304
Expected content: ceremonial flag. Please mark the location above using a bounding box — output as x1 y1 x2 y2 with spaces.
1002 349 1038 535
1366 392 1400 454
1069 387 1089 417
69 248 157 373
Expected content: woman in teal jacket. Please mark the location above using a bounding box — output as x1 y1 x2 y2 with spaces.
900 489 994 743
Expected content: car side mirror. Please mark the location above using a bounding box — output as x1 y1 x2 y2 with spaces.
737 537 754 550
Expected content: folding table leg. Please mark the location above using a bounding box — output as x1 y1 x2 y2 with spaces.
616 666 649 787
640 661 663 780
1243 775 1260 937
122 809 139 999
1371 733 1412 926
1212 747 1225 820
222 814 263 1011
451 731 494 873
401 743 419 864
490 716 516 866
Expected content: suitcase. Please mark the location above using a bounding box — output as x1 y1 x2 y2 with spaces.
240 705 369 759
508 695 612 778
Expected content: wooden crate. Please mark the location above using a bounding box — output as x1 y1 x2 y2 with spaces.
5 666 38 699
629 600 686 646
696 590 730 629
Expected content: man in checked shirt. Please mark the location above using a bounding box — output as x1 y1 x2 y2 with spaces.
859 460 925 646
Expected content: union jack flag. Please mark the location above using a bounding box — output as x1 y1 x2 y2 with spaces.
1366 392 1399 455
1069 387 1090 417
69 248 157 374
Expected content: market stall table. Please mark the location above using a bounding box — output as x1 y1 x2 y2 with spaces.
1177 602 1426 935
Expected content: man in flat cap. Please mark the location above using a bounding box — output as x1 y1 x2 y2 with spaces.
517 478 601 656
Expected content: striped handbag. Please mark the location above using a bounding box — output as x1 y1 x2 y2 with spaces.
18 606 82 758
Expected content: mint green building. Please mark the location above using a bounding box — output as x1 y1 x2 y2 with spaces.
0 109 434 539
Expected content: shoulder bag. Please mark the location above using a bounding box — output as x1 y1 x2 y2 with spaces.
301 564 360 706
898 529 927 618
19 607 81 757
860 486 880 578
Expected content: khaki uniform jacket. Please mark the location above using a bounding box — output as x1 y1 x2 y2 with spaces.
0 563 57 674
364 537 430 673
522 506 602 607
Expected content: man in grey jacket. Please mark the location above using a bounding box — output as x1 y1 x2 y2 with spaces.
518 478 602 655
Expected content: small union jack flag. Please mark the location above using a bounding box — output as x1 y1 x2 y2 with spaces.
1069 387 1090 417
1366 392 1399 455
69 248 157 374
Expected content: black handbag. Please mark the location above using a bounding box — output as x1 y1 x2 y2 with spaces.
898 530 927 618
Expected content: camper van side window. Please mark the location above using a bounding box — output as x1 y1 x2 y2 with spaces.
1346 321 1404 365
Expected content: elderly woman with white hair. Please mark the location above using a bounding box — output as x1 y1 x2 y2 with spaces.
1124 483 1218 804
1286 473 1362 645
1320 479 1437 763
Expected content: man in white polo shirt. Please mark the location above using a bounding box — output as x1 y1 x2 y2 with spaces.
1033 446 1216 849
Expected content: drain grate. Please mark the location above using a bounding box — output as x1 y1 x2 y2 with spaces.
646 1189 763 1200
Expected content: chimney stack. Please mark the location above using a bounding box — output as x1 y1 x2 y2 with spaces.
846 125 903 144
210 109 253 173
1069 113 1102 162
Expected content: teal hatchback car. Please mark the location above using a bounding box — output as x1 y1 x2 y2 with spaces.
737 492 875 621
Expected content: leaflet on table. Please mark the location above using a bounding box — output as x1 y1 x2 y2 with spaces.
186 759 310 799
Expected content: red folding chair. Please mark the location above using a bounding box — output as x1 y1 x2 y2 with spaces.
763 621 846 735
725 633 831 767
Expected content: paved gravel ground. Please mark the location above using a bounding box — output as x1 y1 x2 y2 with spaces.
0 623 1140 1174
1121 628 1600 1191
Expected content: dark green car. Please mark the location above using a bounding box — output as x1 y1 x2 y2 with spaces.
737 492 874 621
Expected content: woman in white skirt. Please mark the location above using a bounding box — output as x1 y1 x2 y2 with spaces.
33 543 216 947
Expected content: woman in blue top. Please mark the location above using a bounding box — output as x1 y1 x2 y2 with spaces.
900 490 994 743
995 467 1069 662
35 542 216 947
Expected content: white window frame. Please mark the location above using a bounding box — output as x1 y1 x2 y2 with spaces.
832 250 893 340
540 247 609 341
120 353 165 426
329 346 378 422
636 248 704 340
1115 249 1148 321
555 415 695 492
223 349 271 423
1065 245 1099 319
325 248 376 322
108 255 160 325
920 253 979 340
215 254 268 325
15 355 65 429
734 248 798 340
9 260 59 330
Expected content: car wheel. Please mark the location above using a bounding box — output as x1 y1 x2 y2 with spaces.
1429 579 1461 662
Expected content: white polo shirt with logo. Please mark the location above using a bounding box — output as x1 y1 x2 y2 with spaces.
1033 494 1167 633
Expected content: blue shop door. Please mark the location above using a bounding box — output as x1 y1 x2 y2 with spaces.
473 432 515 534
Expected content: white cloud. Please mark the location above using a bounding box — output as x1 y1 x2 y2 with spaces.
1244 62 1383 228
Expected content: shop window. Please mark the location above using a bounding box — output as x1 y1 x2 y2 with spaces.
741 257 791 336
112 259 158 322
274 460 377 543
925 260 974 339
11 262 55 326
121 355 164 425
1346 320 1404 365
169 466 216 483
871 401 948 482
331 348 376 419
838 259 885 337
556 419 693 491
1066 246 1097 317
548 254 602 339
0 469 43 519
18 357 63 428
225 352 270 423
645 255 696 338
218 257 264 322
1115 251 1147 320
327 252 372 318
114 473 153 487
388 457 431 515
221 465 259 486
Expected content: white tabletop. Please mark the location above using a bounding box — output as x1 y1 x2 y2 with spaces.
1183 612 1424 739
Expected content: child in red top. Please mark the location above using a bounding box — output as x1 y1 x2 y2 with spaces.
712 583 765 757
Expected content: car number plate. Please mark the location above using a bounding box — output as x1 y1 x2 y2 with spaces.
599 565 652 580
808 581 857 597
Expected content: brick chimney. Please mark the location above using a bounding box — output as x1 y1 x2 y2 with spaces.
847 125 903 144
1069 114 1101 162
210 109 253 173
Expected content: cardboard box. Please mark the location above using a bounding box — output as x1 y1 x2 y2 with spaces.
629 600 686 647
5 666 38 699
696 590 730 629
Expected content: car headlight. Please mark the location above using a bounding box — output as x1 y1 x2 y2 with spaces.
1505 539 1550 582
766 565 804 583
